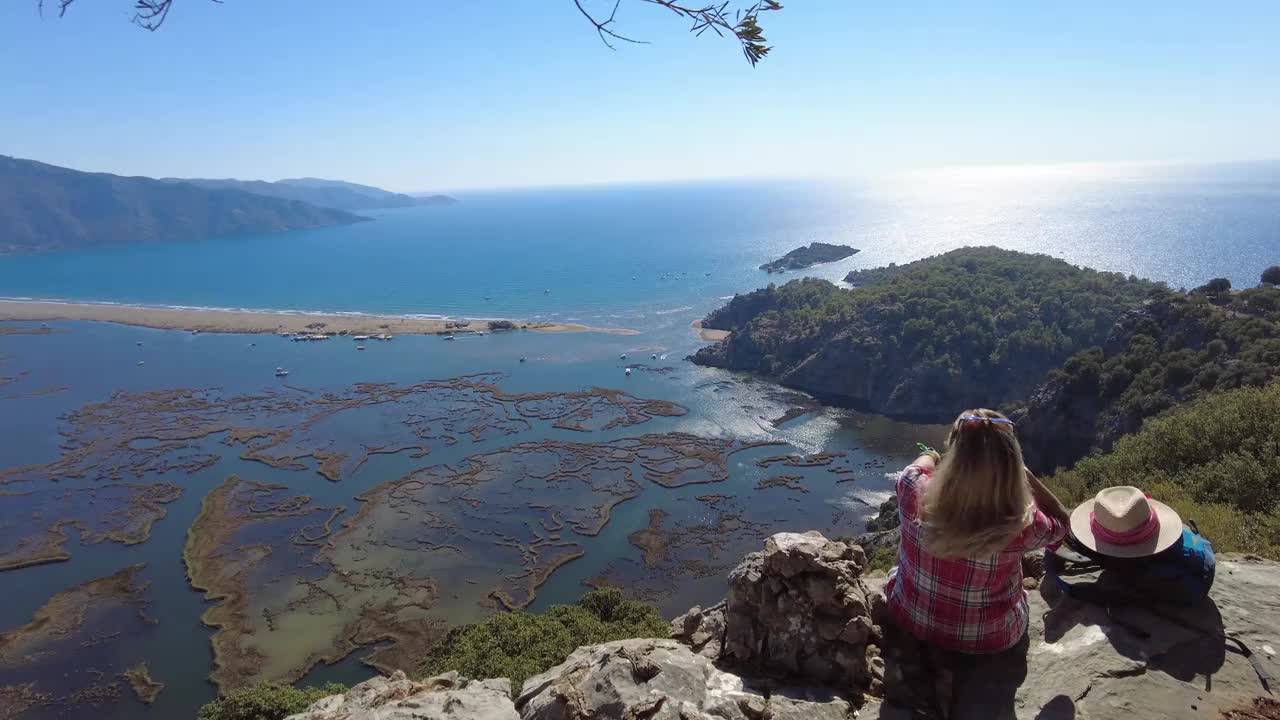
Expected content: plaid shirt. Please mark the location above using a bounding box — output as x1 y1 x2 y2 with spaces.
885 465 1067 654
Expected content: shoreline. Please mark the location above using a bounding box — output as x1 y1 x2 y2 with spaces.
0 300 638 337
690 319 731 342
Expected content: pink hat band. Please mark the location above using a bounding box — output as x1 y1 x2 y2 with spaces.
1089 508 1160 545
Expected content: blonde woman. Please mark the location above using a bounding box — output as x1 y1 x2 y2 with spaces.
885 408 1071 654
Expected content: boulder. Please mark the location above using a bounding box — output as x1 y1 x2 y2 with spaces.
670 601 726 659
719 531 879 691
516 638 857 720
284 670 516 720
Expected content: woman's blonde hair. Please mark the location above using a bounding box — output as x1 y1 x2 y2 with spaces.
919 408 1033 558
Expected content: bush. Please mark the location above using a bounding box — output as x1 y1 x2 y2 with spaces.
865 545 898 573
1194 277 1232 294
1045 381 1280 558
197 683 346 720
1263 266 1280 286
488 320 518 331
419 588 668 694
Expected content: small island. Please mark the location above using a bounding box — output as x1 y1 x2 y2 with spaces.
759 242 859 273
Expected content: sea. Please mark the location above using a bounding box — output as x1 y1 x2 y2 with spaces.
0 161 1277 719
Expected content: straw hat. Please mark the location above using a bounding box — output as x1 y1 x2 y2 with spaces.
1069 486 1183 558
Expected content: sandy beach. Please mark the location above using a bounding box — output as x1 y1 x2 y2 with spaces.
0 300 637 336
691 319 731 342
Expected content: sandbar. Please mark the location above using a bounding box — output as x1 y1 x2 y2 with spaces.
691 319 730 342
0 300 637 336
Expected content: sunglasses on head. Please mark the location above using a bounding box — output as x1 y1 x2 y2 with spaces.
958 415 1015 426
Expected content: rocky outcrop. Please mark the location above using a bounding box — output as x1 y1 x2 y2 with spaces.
284 670 517 720
719 531 880 690
760 242 859 273
287 532 1280 720
516 639 856 720
864 495 900 532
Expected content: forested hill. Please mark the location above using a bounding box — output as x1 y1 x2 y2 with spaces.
690 247 1160 420
161 176 456 212
0 156 367 254
1014 279 1280 472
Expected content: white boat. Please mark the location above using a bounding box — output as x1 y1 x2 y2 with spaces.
443 334 455 341
353 335 370 341
137 360 145 366
519 356 527 363
651 353 658 359
620 353 627 359
375 334 393 341
275 367 289 377
624 367 632 376
356 345 366 351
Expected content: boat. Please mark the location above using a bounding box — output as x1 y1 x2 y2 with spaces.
651 353 658 359
40 322 49 328
374 334 393 341
356 345 366 351
275 367 289 377
137 360 145 366
624 367 632 376
136 341 143 347
620 353 627 359
519 356 527 363
443 334 455 341
353 335 370 341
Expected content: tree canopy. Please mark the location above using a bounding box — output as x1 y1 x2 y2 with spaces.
694 247 1160 419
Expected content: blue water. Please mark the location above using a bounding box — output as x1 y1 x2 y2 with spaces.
1 161 1279 720
2 162 1278 329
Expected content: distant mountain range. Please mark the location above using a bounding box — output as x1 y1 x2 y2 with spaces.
159 176 456 212
0 156 456 255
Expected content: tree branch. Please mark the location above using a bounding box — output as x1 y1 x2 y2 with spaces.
39 0 781 63
574 0 650 50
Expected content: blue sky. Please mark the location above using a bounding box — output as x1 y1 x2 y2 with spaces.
2 1 1278 191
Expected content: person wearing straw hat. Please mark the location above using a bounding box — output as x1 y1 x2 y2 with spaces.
1069 486 1184 558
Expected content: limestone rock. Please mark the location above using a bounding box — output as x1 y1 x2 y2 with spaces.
858 554 1280 719
720 531 878 691
516 638 856 720
284 670 516 720
670 601 726 659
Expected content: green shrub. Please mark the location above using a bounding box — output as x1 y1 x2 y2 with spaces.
197 683 346 720
1263 266 1280 286
865 545 898 574
488 320 518 331
419 588 668 694
1046 381 1280 558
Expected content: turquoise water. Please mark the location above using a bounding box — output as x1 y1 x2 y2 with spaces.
2 162 1279 330
1 162 1279 720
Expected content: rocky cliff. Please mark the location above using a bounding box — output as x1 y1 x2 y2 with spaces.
283 531 1279 720
1013 287 1280 472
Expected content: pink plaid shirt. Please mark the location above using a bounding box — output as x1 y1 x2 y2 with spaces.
885 465 1067 654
